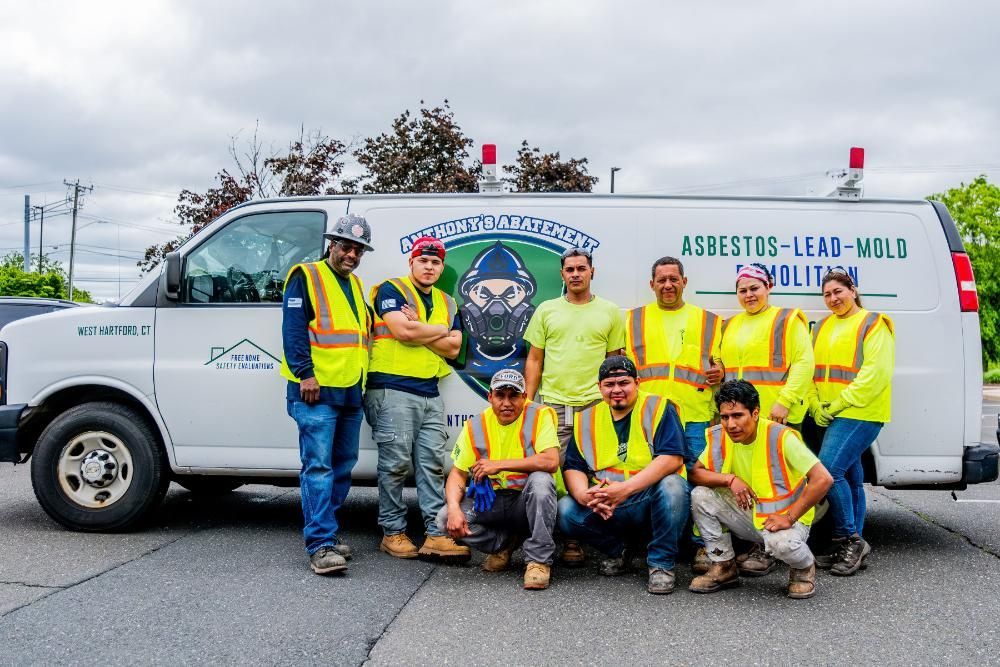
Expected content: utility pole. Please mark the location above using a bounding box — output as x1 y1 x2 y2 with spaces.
610 167 621 194
32 205 45 272
23 195 30 272
64 180 93 300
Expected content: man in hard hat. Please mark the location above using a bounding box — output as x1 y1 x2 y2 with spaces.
457 241 538 387
280 214 374 575
688 379 833 599
523 247 626 565
364 236 470 561
624 256 724 574
437 369 561 590
557 355 690 594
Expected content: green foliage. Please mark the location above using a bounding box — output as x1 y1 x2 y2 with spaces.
930 176 1000 366
0 252 93 303
503 140 598 192
984 368 1000 384
350 100 480 194
141 101 598 272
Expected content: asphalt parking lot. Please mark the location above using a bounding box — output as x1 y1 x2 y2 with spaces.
1 394 998 666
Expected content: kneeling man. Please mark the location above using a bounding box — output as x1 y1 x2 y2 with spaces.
438 369 561 590
689 379 833 599
557 355 689 595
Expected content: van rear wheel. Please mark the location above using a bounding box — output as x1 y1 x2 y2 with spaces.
30 402 168 532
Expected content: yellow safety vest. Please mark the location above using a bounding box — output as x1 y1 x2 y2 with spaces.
369 275 457 379
721 307 811 423
626 303 720 423
812 309 894 422
701 420 814 529
279 261 370 388
572 391 686 484
465 401 566 495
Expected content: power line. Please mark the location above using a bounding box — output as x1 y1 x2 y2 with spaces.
91 183 180 198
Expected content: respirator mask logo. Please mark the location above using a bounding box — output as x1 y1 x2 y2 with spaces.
462 284 533 357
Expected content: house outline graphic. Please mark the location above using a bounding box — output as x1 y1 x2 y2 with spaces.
205 339 281 365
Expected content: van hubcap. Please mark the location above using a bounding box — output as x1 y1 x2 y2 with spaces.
57 432 134 508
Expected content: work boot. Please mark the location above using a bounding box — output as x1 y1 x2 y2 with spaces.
483 546 514 572
380 533 419 559
309 546 348 575
560 540 586 567
830 534 871 577
523 562 551 590
737 543 777 577
787 563 817 599
691 547 711 575
689 559 740 593
647 568 676 595
418 534 472 561
814 537 847 569
599 553 630 576
330 537 352 561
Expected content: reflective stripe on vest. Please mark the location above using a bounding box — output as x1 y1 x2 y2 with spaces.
576 393 676 484
298 264 368 350
629 307 718 387
702 423 804 518
732 308 797 386
467 402 543 490
755 423 805 516
813 311 881 384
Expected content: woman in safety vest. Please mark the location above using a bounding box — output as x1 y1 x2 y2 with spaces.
809 268 894 577
720 263 815 429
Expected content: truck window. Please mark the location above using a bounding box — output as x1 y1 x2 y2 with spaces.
182 211 326 304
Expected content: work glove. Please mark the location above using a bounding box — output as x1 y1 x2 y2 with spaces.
807 399 823 420
814 402 834 428
468 477 496 513
828 397 848 417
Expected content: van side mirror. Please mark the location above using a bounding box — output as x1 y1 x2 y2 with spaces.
164 252 181 301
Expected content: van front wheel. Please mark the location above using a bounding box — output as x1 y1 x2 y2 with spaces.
30 402 168 532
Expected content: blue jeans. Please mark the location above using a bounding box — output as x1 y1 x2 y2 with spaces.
557 474 690 570
818 417 882 539
364 388 448 537
287 400 363 555
683 421 710 470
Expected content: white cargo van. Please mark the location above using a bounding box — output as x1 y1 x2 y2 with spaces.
1 189 996 530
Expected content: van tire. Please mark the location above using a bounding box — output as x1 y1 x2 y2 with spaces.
30 402 168 532
175 476 243 495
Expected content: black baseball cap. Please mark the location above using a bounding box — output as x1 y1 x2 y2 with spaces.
598 355 637 382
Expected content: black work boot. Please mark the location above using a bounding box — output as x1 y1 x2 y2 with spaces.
814 537 847 570
830 534 871 576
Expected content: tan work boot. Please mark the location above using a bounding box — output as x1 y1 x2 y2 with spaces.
787 563 817 599
380 533 419 559
523 562 551 590
688 559 740 593
737 543 777 577
418 534 472 561
691 547 711 575
560 540 586 567
483 546 514 572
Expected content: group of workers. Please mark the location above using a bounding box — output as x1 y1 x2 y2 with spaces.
280 214 896 598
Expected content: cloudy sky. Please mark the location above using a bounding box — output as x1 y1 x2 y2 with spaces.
2 1 998 300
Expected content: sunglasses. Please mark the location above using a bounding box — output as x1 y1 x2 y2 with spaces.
335 240 367 256
822 268 854 285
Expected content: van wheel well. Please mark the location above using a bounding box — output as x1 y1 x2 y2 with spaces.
18 386 164 462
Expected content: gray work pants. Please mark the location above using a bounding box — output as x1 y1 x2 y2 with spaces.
544 399 600 465
690 486 814 569
435 471 557 565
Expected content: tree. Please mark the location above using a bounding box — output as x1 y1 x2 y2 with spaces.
930 175 1000 366
351 100 481 194
0 252 93 303
503 140 599 192
140 126 351 272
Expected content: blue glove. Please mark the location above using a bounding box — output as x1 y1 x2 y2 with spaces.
468 477 496 513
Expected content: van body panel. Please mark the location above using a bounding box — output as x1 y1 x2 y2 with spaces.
0 193 983 490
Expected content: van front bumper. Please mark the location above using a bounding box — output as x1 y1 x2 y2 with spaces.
0 404 26 463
